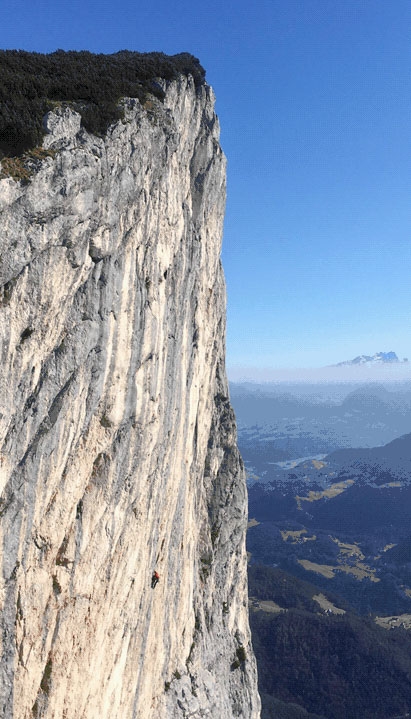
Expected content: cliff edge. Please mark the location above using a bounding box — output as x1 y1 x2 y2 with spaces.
0 63 260 718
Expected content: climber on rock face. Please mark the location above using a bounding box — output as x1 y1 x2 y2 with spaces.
151 571 160 589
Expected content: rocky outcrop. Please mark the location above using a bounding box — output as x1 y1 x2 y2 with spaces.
0 75 260 718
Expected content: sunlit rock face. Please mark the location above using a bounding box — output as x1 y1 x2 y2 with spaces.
0 76 260 718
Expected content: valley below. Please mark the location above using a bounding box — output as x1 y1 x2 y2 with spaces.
231 380 411 719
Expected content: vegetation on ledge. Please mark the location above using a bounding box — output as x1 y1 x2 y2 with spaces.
0 49 205 158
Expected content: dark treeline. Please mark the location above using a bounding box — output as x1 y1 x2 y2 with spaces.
0 49 205 157
249 565 411 719
249 564 351 613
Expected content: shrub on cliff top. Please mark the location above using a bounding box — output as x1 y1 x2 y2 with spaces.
0 49 205 158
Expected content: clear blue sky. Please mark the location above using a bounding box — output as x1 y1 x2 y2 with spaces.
2 0 411 376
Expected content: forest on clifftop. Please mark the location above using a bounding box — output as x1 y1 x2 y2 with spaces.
0 49 205 157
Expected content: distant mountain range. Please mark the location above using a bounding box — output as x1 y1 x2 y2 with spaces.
231 381 411 458
334 351 408 366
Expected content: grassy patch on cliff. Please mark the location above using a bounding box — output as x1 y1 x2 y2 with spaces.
0 49 205 158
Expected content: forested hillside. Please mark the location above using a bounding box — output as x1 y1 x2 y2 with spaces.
249 566 411 719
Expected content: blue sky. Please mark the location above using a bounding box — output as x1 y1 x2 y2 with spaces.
2 1 411 376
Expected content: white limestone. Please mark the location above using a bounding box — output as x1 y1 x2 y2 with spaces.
0 76 260 718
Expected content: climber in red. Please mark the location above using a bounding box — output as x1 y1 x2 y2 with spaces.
151 570 160 589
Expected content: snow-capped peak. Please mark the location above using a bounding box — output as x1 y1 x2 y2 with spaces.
335 352 404 366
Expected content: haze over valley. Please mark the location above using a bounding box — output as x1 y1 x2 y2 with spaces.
231 369 411 718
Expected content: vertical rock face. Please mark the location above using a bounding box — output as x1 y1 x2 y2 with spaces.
0 76 260 718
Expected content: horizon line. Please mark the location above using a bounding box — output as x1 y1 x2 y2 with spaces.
227 363 411 383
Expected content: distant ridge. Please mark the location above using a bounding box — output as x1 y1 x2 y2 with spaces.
334 351 408 366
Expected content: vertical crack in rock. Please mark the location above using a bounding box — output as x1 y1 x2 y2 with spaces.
0 75 260 718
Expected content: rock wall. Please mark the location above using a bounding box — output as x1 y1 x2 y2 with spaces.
0 76 260 718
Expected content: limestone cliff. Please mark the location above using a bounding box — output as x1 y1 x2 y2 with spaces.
0 73 260 718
